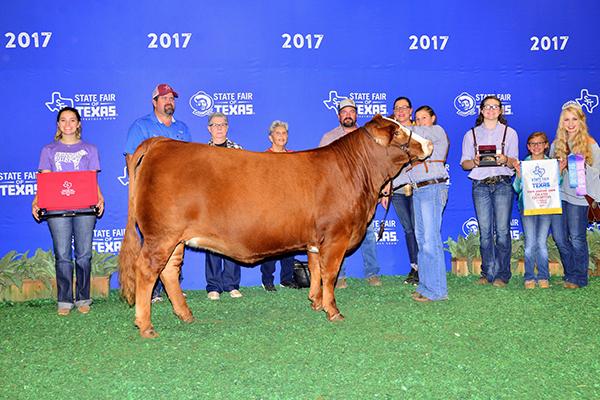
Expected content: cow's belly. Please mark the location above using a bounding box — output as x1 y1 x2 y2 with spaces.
184 235 307 264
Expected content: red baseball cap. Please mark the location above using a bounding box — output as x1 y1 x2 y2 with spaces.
152 83 179 99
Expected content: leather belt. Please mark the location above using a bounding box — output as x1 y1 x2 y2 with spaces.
480 175 510 185
413 177 448 188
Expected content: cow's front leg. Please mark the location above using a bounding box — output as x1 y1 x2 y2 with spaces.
320 242 348 321
161 243 194 323
307 250 322 311
134 250 159 338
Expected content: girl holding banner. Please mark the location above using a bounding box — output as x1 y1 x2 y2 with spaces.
550 104 600 289
513 132 559 289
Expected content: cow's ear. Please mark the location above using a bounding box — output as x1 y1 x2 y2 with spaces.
368 116 394 146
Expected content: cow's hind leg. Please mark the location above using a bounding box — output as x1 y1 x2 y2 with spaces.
161 243 194 323
307 251 323 311
134 247 160 338
319 241 348 322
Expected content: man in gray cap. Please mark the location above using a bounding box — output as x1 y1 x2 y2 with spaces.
319 98 382 288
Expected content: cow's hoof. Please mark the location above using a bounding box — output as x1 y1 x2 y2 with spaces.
178 314 195 323
140 327 159 339
310 302 323 311
328 312 345 322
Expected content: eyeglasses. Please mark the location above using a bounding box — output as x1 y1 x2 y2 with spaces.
482 105 501 111
209 123 228 128
528 141 547 146
394 106 411 111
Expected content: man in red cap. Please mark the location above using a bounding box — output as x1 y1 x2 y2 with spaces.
124 83 190 154
124 83 191 302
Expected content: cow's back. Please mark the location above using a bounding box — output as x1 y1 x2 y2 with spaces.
133 139 363 262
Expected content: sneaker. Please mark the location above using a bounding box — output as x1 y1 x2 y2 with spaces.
563 281 580 289
367 276 382 286
474 277 489 285
412 274 420 285
57 308 70 316
280 280 300 289
404 268 419 285
335 278 347 289
229 289 243 298
492 279 507 288
151 296 163 303
207 291 220 301
538 280 550 289
262 284 277 292
524 280 535 289
77 305 90 314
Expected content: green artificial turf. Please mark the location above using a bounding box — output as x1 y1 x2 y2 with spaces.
1 275 599 399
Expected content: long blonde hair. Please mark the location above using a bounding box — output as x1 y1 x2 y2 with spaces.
552 104 593 164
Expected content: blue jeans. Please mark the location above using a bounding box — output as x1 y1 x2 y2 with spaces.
472 179 513 283
339 220 380 279
391 191 419 266
521 214 551 281
205 252 241 292
551 201 588 287
47 215 96 309
413 183 448 300
260 256 295 286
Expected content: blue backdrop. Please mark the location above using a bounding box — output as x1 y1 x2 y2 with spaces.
1 1 599 290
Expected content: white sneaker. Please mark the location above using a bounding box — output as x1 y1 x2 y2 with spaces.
207 291 220 301
229 289 243 298
151 296 163 303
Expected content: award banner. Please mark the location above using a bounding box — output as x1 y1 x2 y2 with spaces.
522 159 562 216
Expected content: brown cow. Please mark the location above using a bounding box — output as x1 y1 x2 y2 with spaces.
119 114 432 338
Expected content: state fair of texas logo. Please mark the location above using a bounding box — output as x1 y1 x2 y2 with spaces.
322 90 387 117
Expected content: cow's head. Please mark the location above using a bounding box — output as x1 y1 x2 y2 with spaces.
364 114 433 165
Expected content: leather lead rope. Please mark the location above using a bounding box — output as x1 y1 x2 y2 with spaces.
377 182 392 241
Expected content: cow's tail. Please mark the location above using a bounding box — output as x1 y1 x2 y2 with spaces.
119 150 144 305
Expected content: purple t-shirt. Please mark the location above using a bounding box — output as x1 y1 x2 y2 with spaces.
38 140 100 172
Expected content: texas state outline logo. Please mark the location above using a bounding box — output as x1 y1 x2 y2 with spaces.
322 90 348 113
576 89 599 113
564 89 599 114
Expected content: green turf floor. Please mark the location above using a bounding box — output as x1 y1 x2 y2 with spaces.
1 275 599 399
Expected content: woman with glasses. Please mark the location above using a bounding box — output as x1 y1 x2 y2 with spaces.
549 104 600 289
205 112 243 301
388 96 420 285
460 95 519 287
513 132 554 289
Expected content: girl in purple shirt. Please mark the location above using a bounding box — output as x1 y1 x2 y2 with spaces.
31 107 104 316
